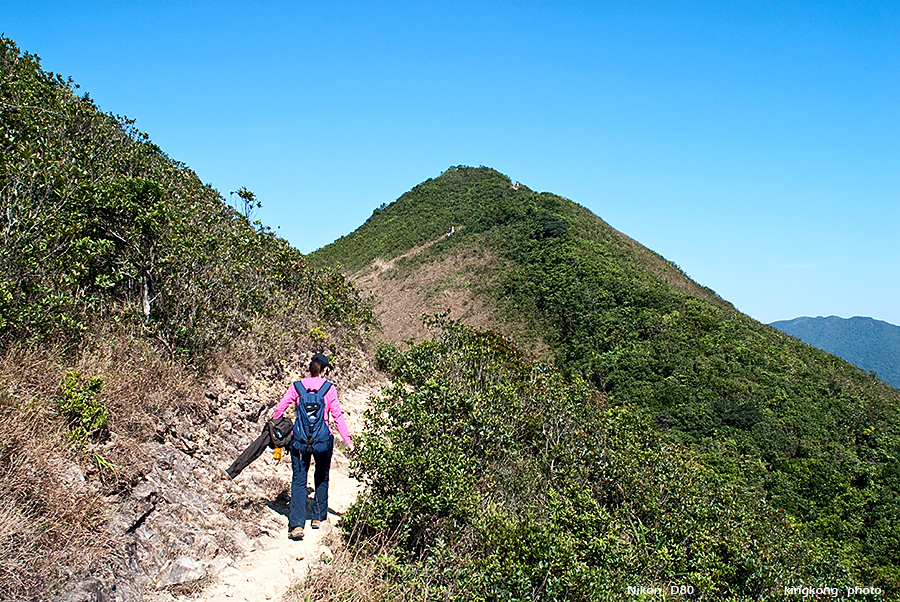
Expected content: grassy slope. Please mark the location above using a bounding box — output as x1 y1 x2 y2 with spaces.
0 37 374 599
313 166 721 306
313 166 727 351
315 165 900 591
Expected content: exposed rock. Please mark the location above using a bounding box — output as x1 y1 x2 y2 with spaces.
155 556 205 587
50 364 378 601
62 463 86 489
230 526 252 551
131 478 158 500
203 554 235 575
52 575 112 602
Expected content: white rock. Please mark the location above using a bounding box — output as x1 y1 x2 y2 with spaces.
203 554 235 575
156 556 206 587
62 464 85 488
230 526 252 550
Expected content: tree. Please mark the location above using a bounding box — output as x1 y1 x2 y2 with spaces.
230 186 260 220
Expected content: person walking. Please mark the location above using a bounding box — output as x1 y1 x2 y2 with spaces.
271 353 354 541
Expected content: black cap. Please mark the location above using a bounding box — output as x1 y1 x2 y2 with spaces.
311 353 330 368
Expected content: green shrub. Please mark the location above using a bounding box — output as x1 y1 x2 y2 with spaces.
0 35 374 362
58 371 107 442
320 166 900 594
344 320 845 600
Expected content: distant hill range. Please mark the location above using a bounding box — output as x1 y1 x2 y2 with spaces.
770 316 900 389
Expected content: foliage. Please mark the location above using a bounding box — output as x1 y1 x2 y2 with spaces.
0 36 374 362
310 166 518 273
323 166 900 595
0 35 376 598
231 186 260 220
57 370 107 442
347 320 843 600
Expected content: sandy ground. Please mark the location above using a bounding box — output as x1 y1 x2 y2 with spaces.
189 381 381 602
198 452 360 602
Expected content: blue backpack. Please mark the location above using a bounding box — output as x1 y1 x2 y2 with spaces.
290 381 334 454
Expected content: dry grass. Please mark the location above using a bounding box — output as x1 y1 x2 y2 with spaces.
283 532 396 602
284 524 478 602
0 310 373 599
349 241 550 359
282 506 468 602
0 369 111 600
0 325 201 599
0 495 33 598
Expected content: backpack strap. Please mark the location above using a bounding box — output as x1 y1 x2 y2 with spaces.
292 380 332 397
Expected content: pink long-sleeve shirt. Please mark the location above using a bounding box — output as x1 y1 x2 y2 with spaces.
272 377 353 448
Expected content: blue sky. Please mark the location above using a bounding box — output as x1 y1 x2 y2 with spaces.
3 1 898 325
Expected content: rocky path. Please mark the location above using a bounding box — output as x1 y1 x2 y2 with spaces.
199 445 361 602
201 381 377 602
137 379 382 602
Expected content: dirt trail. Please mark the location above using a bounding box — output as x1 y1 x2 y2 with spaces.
198 456 357 602
196 380 382 602
365 231 454 275
349 230 520 350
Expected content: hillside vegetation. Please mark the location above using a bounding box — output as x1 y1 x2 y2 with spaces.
4 29 898 599
314 166 900 599
0 37 373 599
771 316 900 389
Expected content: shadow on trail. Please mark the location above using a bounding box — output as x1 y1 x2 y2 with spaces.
265 489 344 520
266 491 291 517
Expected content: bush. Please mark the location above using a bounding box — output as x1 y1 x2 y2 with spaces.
0 35 376 597
58 371 107 443
342 320 840 600
318 165 900 594
0 36 374 363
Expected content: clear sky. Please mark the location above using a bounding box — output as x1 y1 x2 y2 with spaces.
3 1 898 325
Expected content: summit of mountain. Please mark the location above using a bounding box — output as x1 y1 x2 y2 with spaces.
313 165 900 592
771 315 900 388
312 165 729 351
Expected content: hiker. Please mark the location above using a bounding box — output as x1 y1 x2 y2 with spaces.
272 353 354 541
225 415 293 479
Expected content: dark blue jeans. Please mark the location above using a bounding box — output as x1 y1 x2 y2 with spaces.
289 439 333 530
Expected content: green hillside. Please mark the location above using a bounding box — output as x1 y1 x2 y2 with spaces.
0 37 373 599
314 166 900 598
4 29 898 598
0 37 372 360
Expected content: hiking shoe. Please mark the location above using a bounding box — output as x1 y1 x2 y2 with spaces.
311 520 321 529
289 526 304 541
